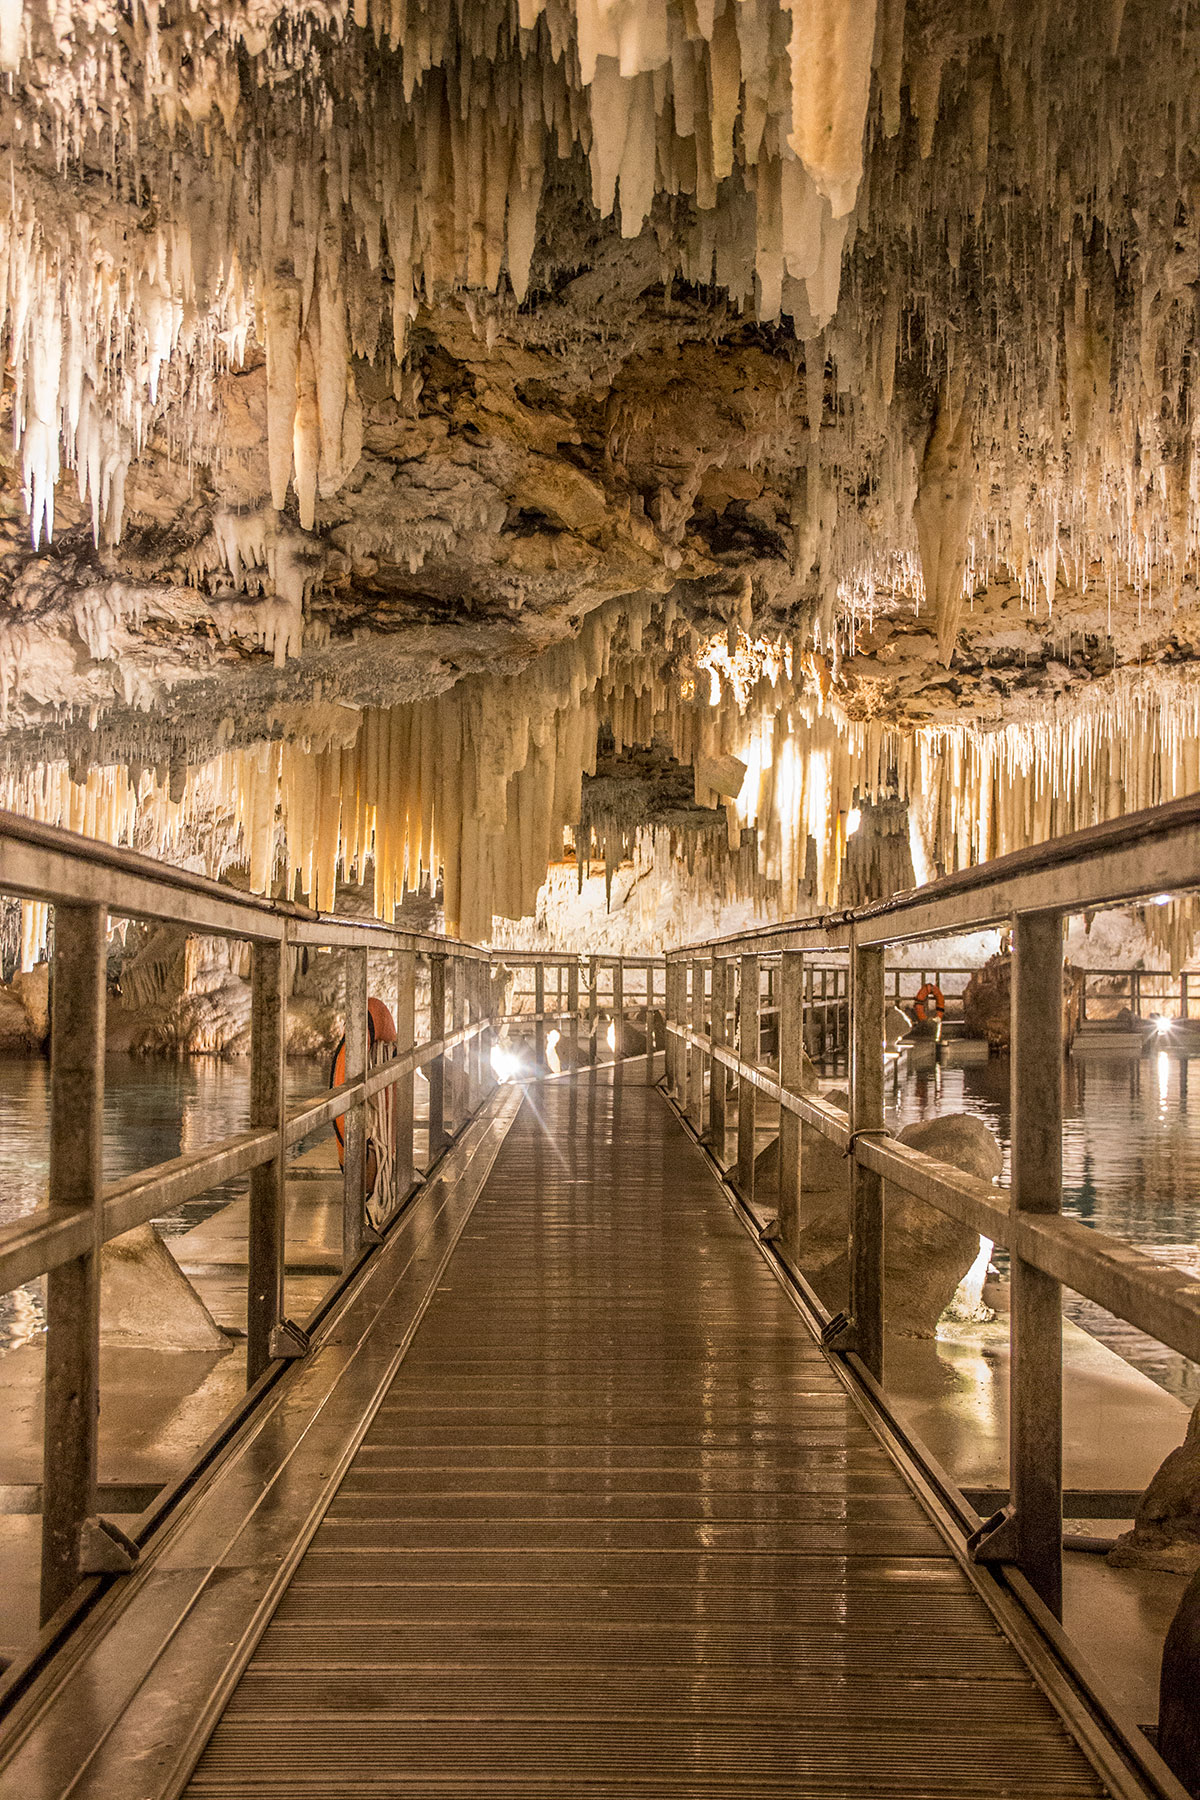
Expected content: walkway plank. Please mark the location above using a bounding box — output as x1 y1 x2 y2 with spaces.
187 1070 1107 1799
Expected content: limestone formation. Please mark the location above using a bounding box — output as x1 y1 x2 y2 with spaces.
963 950 1085 1053
781 1107 1001 1338
100 1226 228 1353
0 5 1194 950
1111 1405 1200 1576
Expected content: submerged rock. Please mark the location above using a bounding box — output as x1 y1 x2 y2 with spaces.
1110 1403 1200 1574
101 1225 228 1353
778 1107 1000 1338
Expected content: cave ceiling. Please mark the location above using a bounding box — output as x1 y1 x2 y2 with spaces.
0 0 1197 939
0 0 1193 756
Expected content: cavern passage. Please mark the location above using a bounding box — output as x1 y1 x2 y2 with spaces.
10 5 1200 1794
0 0 1198 956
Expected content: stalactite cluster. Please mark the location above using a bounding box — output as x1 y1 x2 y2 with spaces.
5 610 1200 963
0 0 1196 647
0 1 1198 954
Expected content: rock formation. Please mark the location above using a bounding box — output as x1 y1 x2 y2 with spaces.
0 4 1192 951
1111 1405 1200 1576
779 1104 1001 1337
963 949 1085 1052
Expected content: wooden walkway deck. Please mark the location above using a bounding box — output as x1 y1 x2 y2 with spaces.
186 1065 1106 1799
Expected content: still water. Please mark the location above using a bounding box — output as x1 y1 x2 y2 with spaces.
2 1049 1199 1405
883 1044 1200 1407
0 1055 329 1348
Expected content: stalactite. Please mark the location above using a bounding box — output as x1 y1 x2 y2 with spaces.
4 609 1200 963
4 0 1196 668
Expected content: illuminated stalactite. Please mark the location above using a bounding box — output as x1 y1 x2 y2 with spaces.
0 2 1195 664
5 616 1200 962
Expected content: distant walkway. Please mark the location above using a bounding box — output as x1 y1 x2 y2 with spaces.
188 1066 1105 1798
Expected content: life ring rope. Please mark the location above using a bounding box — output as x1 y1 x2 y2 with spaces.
914 981 945 1023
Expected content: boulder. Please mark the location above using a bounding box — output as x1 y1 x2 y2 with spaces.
1158 1565 1200 1795
0 985 38 1052
885 1004 912 1049
1110 1402 1200 1573
101 1224 228 1351
781 1109 1000 1337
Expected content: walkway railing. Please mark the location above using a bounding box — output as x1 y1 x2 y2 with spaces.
0 814 497 1629
665 791 1200 1621
496 953 664 1069
4 791 1200 1720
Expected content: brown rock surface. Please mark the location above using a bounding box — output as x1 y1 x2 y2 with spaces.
963 951 1085 1052
1111 1404 1200 1574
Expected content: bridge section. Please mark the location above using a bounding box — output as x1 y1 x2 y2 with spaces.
183 1066 1104 1799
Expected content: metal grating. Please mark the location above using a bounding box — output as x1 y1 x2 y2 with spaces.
187 1067 1108 1798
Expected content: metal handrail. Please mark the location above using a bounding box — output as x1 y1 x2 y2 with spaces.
664 791 1200 1622
0 808 496 1627
4 788 1200 1676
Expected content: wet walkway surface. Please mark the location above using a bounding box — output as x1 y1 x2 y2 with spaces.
187 1067 1106 1798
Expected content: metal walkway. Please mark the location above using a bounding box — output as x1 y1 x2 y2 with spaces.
185 1065 1105 1800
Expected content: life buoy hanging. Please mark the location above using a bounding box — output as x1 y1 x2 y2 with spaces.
913 982 945 1023
331 998 398 1200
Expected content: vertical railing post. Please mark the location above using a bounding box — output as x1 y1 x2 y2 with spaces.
450 956 470 1126
534 962 546 1073
427 952 446 1162
394 949 416 1201
40 901 106 1624
646 963 656 1071
474 958 487 1106
1009 909 1065 1617
736 954 759 1201
479 958 495 1095
688 958 705 1129
680 972 690 1108
666 961 680 1098
247 934 287 1388
848 938 885 1380
588 955 599 1063
567 962 579 1070
708 957 730 1161
612 960 624 1066
472 958 488 1104
342 947 369 1269
777 949 805 1251
444 957 458 1129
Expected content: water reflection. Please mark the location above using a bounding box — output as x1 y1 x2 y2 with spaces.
4 1048 1200 1402
884 1048 1200 1405
0 1055 327 1349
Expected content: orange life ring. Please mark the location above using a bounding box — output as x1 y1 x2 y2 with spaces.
331 998 398 1192
913 982 945 1023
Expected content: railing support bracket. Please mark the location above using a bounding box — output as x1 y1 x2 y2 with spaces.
268 1319 311 1360
78 1516 139 1577
819 1311 859 1353
967 1504 1021 1565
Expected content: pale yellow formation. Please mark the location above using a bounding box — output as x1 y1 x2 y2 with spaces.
6 611 1200 962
